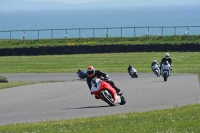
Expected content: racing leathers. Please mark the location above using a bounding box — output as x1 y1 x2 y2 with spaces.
160 57 172 70
128 65 133 75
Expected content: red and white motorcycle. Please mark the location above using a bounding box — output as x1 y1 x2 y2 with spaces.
90 77 126 106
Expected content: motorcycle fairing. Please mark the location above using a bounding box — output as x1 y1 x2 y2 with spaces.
91 78 102 92
152 64 159 70
130 68 137 73
90 77 117 102
161 63 171 76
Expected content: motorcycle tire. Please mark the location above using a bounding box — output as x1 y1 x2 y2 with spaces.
100 90 116 106
119 96 126 105
134 73 138 78
164 73 167 81
154 70 158 77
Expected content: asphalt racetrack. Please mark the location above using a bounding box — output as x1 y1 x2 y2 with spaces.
0 73 199 125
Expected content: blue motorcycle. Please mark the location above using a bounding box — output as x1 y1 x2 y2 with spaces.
76 69 88 79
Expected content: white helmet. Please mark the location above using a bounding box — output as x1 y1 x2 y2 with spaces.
165 53 169 59
153 60 157 63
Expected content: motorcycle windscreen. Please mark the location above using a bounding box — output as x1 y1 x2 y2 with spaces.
152 64 159 69
130 69 136 73
162 64 170 70
91 78 102 92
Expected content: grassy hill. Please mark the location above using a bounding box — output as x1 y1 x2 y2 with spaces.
0 35 200 48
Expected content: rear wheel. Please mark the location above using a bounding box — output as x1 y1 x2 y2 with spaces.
100 90 116 106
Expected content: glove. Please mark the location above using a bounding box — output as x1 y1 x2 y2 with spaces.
101 76 109 80
105 74 109 79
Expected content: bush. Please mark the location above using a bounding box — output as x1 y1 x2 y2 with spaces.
0 75 8 83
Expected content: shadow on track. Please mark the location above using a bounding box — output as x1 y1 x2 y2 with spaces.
149 81 165 83
62 105 110 110
71 79 86 81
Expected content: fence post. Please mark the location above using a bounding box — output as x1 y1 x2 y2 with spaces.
121 27 122 38
10 30 12 41
106 28 108 38
146 26 149 37
23 35 25 43
187 26 189 35
174 27 176 36
38 30 40 40
23 30 25 43
65 29 67 38
134 27 136 37
51 29 53 40
79 28 81 39
93 28 95 38
65 29 68 41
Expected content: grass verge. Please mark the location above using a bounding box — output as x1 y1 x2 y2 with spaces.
0 75 8 83
0 52 199 73
0 80 63 90
0 104 199 133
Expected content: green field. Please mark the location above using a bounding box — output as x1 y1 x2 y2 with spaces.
0 52 199 73
0 52 199 89
0 44 200 132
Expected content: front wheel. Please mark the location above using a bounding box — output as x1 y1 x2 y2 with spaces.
164 73 167 81
154 70 158 77
134 73 138 78
131 73 138 78
100 90 116 106
119 96 126 105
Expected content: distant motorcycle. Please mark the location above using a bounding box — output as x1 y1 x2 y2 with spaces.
161 61 172 81
152 64 160 77
90 77 126 106
76 69 88 79
129 67 138 78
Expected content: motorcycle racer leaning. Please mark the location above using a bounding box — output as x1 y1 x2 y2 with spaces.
86 66 121 99
127 64 134 75
151 60 159 71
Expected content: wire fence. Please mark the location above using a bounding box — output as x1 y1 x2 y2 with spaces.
0 26 200 41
